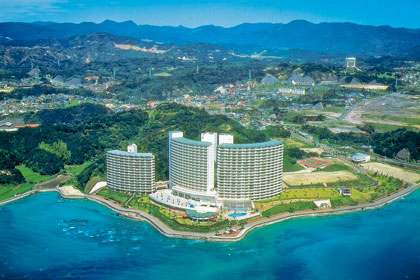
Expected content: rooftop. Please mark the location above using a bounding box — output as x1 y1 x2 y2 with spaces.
219 140 283 149
171 137 211 147
107 150 154 158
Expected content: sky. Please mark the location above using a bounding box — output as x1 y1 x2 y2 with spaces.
0 0 419 28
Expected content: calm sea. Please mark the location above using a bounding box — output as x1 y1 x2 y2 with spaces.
1 191 419 280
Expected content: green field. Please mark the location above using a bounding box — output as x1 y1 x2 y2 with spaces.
256 173 407 214
16 165 53 184
261 201 315 217
323 105 347 113
65 100 80 108
283 157 305 172
362 114 420 126
97 188 132 205
65 161 92 176
316 163 351 172
0 183 33 201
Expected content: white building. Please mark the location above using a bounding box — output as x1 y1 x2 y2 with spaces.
106 146 155 194
346 57 357 68
169 132 217 204
219 133 234 145
127 143 137 153
278 87 306 95
351 153 370 163
201 132 218 162
217 141 283 200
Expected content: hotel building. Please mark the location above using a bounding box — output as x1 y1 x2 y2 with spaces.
106 144 156 194
216 141 283 201
168 131 217 203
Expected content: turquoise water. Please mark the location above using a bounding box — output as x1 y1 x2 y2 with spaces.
1 192 420 280
228 212 246 217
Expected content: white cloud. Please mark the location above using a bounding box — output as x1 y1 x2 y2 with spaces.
0 0 67 16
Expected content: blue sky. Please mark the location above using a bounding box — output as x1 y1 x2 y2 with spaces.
0 0 419 28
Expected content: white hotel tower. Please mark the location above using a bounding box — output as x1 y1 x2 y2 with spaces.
168 131 218 203
106 144 156 194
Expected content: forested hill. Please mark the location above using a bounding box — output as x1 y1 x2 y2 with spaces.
0 103 275 189
1 20 420 57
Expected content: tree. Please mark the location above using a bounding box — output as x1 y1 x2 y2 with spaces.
39 140 71 162
24 148 64 175
0 168 25 185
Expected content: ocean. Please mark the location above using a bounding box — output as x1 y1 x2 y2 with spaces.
0 191 419 280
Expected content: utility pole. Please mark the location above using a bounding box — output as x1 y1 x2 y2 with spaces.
149 68 152 79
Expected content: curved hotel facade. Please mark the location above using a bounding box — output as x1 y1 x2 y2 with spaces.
216 141 283 201
168 131 217 203
106 144 156 194
167 131 283 203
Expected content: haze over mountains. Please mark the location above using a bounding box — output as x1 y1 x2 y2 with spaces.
1 20 420 58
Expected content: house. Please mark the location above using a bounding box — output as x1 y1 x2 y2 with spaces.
339 188 352 197
351 153 371 163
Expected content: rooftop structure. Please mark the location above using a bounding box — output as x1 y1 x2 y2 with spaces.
219 134 234 145
127 143 137 153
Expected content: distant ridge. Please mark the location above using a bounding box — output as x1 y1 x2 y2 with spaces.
1 20 420 57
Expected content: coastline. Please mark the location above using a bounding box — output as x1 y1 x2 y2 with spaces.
1 183 419 242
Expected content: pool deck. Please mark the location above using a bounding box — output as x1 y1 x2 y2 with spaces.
1 183 419 242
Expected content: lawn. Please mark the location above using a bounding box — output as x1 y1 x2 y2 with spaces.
84 175 105 193
0 183 34 201
260 188 342 203
65 161 92 176
257 172 408 214
323 105 346 113
97 187 132 205
16 165 53 184
261 201 315 217
283 157 305 172
316 163 351 172
65 100 80 108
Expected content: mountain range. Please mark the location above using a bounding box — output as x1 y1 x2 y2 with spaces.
0 20 420 58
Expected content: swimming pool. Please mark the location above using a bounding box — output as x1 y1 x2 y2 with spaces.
228 212 246 217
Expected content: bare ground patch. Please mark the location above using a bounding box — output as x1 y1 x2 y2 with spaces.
361 162 420 184
283 171 358 186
